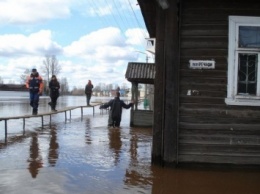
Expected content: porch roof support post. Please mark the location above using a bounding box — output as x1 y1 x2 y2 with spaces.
132 82 138 110
130 83 135 127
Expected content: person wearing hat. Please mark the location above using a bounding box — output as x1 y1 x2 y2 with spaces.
25 68 44 115
48 75 60 111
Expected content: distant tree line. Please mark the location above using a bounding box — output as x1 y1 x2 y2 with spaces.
71 82 131 97
2 55 132 96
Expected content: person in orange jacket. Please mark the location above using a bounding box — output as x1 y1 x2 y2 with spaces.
25 68 44 115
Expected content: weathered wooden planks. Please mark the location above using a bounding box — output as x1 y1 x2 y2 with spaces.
137 0 260 166
178 0 260 165
131 110 153 127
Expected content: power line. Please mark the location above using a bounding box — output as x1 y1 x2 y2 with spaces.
111 0 130 31
88 0 111 27
126 0 147 39
103 0 125 34
87 0 148 49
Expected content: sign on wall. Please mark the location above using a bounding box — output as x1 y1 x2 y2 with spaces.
189 60 215 69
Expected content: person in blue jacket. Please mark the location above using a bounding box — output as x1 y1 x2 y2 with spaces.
100 92 134 127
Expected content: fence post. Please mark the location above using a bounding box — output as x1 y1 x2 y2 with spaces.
23 118 25 134
5 120 7 144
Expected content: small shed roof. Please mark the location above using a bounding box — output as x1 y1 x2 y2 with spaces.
125 62 156 84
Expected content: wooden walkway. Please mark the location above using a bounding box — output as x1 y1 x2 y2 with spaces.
0 103 106 144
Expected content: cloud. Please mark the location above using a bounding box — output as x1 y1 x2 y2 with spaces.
0 30 63 57
125 28 148 46
64 27 124 55
0 0 72 24
59 60 130 89
0 25 147 89
0 0 150 91
0 28 138 87
0 56 43 83
88 4 113 17
77 0 141 19
63 27 137 64
60 26 144 88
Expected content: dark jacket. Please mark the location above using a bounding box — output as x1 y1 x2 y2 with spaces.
49 80 60 97
100 97 133 120
85 84 93 95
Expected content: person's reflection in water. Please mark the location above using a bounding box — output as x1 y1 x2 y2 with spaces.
124 128 153 186
27 133 43 178
108 128 122 165
85 117 92 144
48 126 59 167
124 129 139 185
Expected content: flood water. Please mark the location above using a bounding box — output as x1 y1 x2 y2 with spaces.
0 91 259 194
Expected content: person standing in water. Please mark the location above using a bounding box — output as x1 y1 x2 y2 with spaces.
99 92 134 127
48 75 60 111
85 80 93 106
25 68 44 115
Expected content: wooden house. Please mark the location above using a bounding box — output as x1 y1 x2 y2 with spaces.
125 62 156 127
137 0 260 166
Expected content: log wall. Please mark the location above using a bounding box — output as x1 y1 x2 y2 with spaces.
178 0 260 165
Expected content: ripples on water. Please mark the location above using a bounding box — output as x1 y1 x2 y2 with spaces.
0 92 259 194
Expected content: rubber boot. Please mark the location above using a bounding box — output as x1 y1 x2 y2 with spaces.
32 109 37 115
52 103 57 111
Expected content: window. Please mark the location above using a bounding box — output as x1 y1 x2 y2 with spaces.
226 16 260 106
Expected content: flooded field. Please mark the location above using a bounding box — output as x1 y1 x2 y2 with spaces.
0 92 259 194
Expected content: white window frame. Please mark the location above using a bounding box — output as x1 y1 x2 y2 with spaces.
225 16 260 106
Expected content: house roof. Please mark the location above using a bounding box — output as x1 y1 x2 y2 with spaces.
125 62 156 84
137 0 156 37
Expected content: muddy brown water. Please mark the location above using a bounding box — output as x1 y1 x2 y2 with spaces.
0 93 259 194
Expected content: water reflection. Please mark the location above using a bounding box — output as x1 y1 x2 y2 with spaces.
85 117 92 144
108 128 122 165
150 166 260 194
48 126 59 167
0 93 259 194
27 133 43 178
0 101 31 117
124 128 153 188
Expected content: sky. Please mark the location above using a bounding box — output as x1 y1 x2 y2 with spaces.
0 0 154 90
